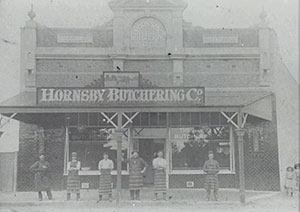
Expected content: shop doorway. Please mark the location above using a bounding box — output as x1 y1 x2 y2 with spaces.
138 139 166 186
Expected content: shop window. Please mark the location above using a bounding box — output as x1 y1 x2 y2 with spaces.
67 127 129 171
171 126 232 171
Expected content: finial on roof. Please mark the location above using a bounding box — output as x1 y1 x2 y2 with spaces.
28 4 36 20
259 7 268 26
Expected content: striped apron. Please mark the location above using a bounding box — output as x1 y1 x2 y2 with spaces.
99 169 112 195
67 162 80 194
154 169 167 193
129 167 143 190
205 174 219 192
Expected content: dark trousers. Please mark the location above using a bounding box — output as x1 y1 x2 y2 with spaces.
38 191 53 200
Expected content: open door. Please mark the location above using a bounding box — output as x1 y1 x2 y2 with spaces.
138 139 166 186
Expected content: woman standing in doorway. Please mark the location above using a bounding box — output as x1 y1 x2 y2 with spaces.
30 154 53 201
153 150 170 201
66 152 81 201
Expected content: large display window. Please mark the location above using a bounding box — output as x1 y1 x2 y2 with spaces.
64 127 129 175
170 126 235 172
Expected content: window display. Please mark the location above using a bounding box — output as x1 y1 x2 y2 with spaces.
171 126 231 170
67 127 128 171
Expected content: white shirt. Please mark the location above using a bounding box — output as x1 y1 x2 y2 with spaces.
153 157 167 170
67 161 81 171
98 159 114 170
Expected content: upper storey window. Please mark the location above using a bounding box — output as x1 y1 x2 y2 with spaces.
130 17 167 49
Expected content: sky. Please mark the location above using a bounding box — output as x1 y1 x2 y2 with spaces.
0 0 298 151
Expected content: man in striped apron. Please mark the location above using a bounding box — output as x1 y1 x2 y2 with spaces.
123 151 148 200
98 152 114 202
67 152 81 201
203 151 220 201
153 150 169 201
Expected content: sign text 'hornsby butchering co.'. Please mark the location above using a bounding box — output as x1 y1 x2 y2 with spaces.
37 88 205 107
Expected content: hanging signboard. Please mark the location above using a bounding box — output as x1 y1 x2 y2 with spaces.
37 87 205 107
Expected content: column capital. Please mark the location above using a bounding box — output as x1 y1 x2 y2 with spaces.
234 128 247 142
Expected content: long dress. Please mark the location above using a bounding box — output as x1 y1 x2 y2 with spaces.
67 161 81 194
285 171 296 189
124 157 148 190
153 157 167 193
203 159 220 192
30 160 51 192
98 159 114 195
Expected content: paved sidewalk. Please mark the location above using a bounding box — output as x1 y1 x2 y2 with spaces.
0 189 275 205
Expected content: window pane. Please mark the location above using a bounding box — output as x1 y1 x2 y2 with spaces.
150 113 158 126
201 113 209 125
89 113 98 126
141 113 150 126
158 113 167 126
191 112 200 125
133 113 141 126
68 113 78 126
171 113 180 125
181 112 190 125
79 113 88 126
210 112 220 125
171 127 230 170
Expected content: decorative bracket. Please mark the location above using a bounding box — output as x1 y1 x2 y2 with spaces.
0 113 17 130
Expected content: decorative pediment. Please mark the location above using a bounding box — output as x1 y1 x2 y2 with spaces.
109 0 187 9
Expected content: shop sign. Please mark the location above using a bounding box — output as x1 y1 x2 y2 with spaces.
37 87 205 107
203 35 239 44
57 34 93 43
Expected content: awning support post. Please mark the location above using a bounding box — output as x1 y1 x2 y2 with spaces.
235 110 247 204
115 112 123 206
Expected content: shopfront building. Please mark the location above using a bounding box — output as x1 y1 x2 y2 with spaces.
0 0 280 192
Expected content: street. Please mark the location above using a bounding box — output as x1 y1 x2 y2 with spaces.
0 190 298 212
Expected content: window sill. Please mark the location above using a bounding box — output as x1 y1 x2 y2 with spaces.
170 170 235 175
64 170 129 176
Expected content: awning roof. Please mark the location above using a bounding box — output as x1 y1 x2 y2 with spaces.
0 90 273 115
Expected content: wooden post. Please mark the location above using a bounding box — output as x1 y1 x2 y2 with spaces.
115 112 123 206
235 110 247 204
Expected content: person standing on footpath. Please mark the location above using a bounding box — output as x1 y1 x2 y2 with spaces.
98 152 114 202
30 154 53 201
66 152 81 201
153 150 170 201
123 151 148 200
203 151 220 201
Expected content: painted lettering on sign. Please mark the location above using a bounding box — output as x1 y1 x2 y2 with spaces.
37 87 205 107
57 34 93 43
203 35 239 44
131 18 167 48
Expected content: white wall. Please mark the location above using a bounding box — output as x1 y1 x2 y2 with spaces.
273 56 299 189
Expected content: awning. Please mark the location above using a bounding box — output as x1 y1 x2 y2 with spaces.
0 90 273 120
